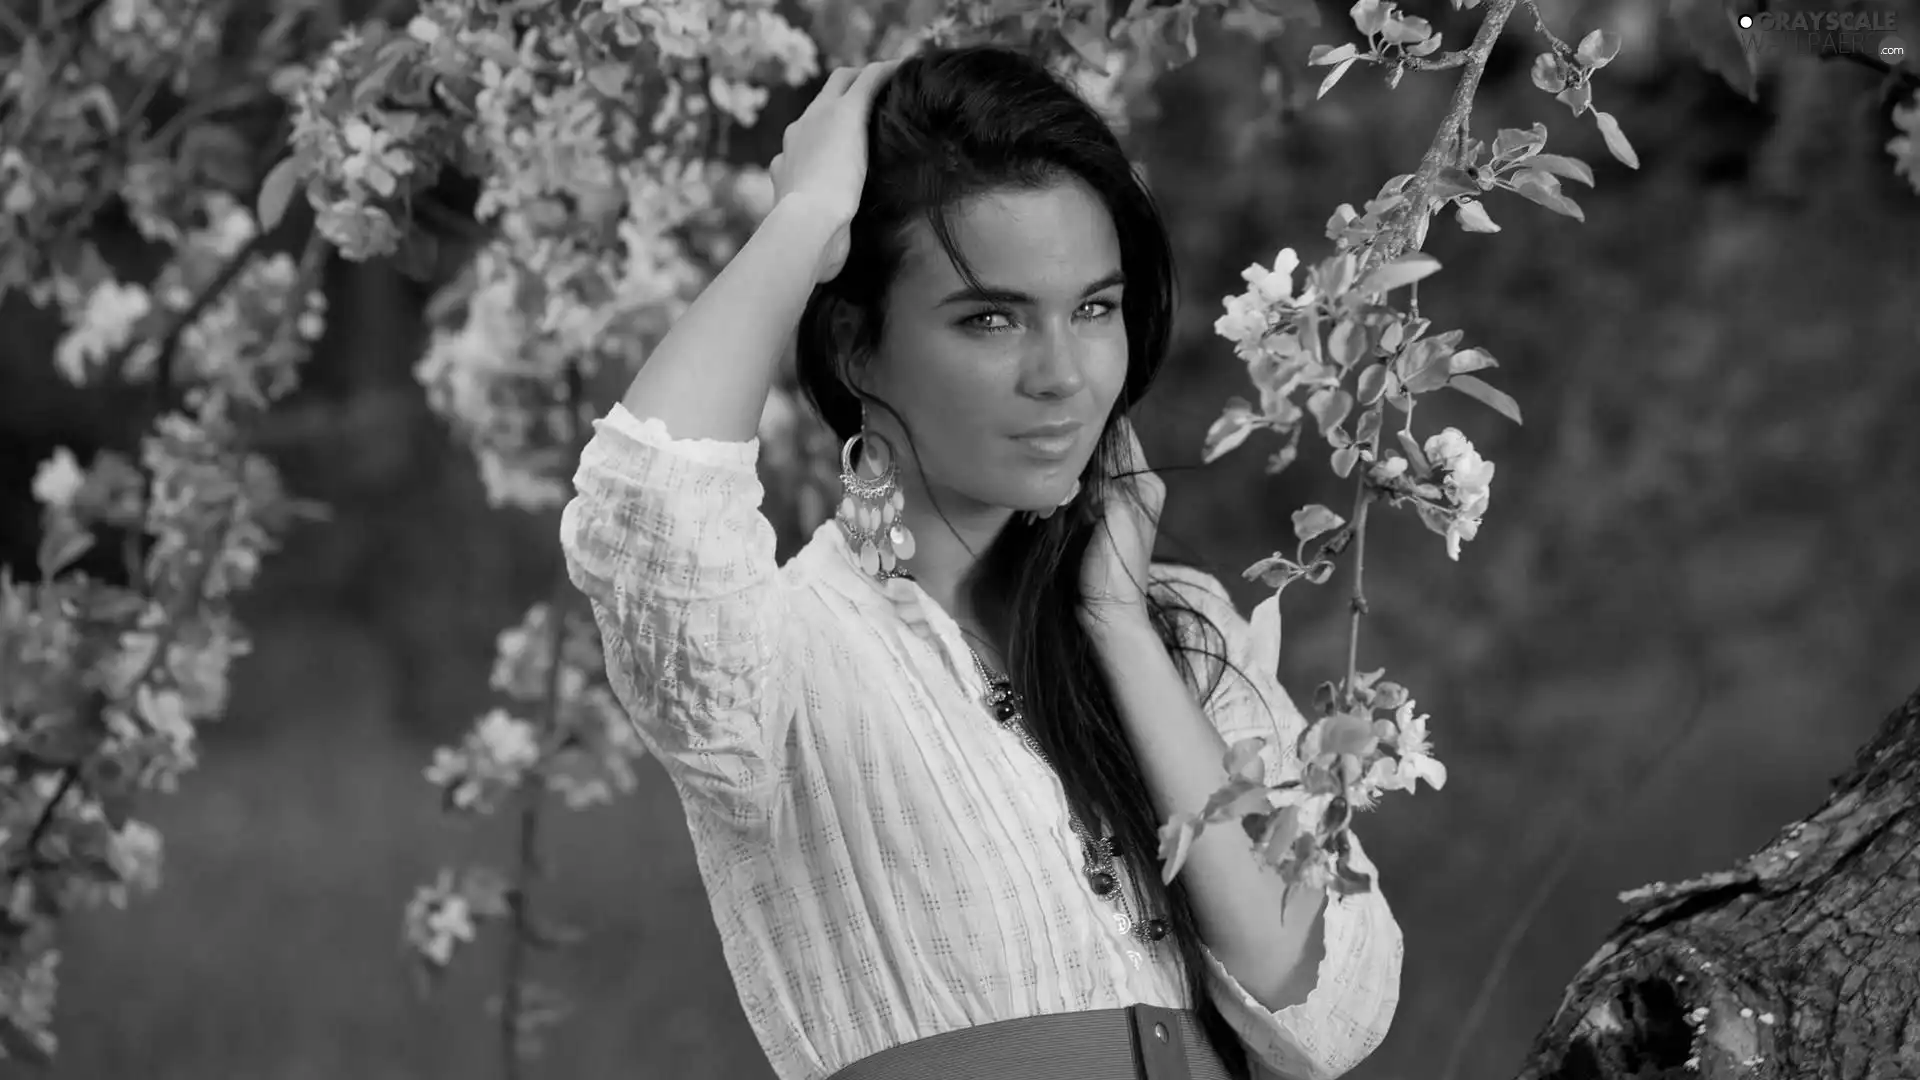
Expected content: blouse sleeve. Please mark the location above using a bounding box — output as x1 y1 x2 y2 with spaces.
559 404 795 830
1151 565 1405 1080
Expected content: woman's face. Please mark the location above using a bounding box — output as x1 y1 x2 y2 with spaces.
854 178 1129 518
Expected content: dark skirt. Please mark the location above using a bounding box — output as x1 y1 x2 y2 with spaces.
824 1005 1238 1080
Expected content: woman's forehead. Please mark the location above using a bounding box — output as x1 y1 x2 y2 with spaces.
893 183 1121 299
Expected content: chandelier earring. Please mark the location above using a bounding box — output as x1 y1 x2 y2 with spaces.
835 419 916 580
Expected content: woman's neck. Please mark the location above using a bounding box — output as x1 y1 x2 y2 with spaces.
894 478 1014 652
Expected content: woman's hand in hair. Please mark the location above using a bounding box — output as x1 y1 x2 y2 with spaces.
768 60 899 284
1079 417 1166 636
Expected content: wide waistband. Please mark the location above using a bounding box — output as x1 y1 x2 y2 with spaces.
823 1005 1239 1080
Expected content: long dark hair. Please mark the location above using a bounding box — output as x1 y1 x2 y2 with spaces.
795 45 1250 1076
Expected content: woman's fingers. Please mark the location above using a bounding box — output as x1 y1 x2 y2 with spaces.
848 58 902 100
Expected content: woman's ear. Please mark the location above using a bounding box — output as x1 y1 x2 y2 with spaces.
825 294 873 392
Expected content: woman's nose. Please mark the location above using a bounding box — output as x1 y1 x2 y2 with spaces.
1019 328 1088 399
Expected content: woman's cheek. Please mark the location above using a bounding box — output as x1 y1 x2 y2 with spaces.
1087 334 1129 401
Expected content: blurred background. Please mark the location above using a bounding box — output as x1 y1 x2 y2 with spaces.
3 0 1919 1077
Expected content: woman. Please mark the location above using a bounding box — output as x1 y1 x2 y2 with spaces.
562 46 1402 1080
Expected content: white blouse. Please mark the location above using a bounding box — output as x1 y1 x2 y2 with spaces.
560 405 1404 1080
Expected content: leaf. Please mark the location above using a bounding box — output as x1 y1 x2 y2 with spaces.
1555 81 1592 115
1447 347 1497 375
1314 681 1341 715
1530 52 1568 93
1354 253 1440 296
1428 166 1480 201
1448 373 1524 425
469 29 520 67
1354 405 1383 447
1577 28 1621 68
35 519 94 578
1203 398 1263 463
1404 33 1443 57
1455 198 1500 232
1668 0 1758 101
1349 0 1387 36
1243 553 1303 590
1355 362 1390 404
1330 445 1361 478
1490 123 1547 165
1246 806 1302 859
1593 110 1640 169
1379 15 1431 45
584 64 628 97
1525 152 1595 186
1328 317 1365 369
1223 738 1269 785
1307 386 1354 435
1292 504 1346 544
1378 319 1405 353
1317 252 1358 297
1158 812 1200 883
1309 42 1359 65
1511 170 1585 220
1317 56 1357 99
1202 777 1276 821
1396 337 1453 393
257 155 305 231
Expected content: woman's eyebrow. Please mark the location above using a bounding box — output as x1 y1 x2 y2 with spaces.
935 270 1126 307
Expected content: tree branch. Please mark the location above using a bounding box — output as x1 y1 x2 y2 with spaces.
1341 450 1374 707
1377 0 1522 264
102 228 272 383
1521 0 1570 55
1408 51 1470 72
500 365 586 1078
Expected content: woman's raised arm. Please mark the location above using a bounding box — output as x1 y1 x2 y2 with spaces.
618 60 897 440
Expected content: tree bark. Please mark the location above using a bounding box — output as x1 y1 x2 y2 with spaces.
1516 684 1920 1080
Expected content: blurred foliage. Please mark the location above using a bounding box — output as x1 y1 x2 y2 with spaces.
1 0 1918 1077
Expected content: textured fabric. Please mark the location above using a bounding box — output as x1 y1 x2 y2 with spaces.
824 1005 1230 1080
560 405 1404 1080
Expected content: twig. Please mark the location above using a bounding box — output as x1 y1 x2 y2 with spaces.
1324 0 1516 706
1340 457 1374 706
499 367 586 1078
16 223 311 883
1377 0 1522 265
6 0 111 141
101 228 271 382
1407 52 1470 72
20 770 80 860
1521 0 1570 55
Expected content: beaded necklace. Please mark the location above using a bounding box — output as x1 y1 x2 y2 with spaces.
964 643 1170 951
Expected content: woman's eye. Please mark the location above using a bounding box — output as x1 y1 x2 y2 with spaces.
962 311 1016 332
1077 299 1120 321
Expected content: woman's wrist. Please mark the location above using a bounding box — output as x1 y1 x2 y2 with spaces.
1079 605 1158 654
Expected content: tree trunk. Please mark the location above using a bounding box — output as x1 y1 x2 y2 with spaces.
1516 684 1920 1080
